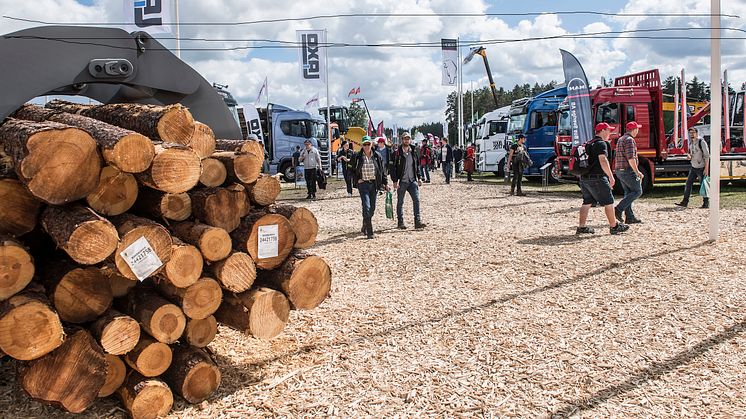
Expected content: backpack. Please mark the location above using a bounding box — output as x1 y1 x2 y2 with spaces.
520 147 533 167
569 138 600 177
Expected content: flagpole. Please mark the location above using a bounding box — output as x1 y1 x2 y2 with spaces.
457 37 463 148
324 29 331 170
709 0 721 240
174 0 180 59
266 77 270 106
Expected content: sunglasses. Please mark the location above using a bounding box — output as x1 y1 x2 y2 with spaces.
363 143 371 146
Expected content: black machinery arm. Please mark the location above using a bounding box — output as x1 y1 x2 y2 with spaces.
0 25 241 139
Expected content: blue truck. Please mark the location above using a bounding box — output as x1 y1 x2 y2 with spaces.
507 86 566 182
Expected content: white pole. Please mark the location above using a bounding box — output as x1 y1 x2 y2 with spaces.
325 29 331 171
458 37 463 148
174 0 180 59
266 76 270 105
673 78 679 147
709 0 721 241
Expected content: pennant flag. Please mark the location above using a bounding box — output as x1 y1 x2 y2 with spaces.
297 30 327 85
377 121 384 137
304 92 319 110
367 119 374 136
255 77 268 106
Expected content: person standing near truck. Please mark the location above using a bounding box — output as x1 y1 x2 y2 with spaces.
576 123 630 235
676 127 710 209
507 134 528 196
300 139 322 200
614 122 644 223
464 142 476 181
353 137 389 239
337 140 355 197
419 138 432 183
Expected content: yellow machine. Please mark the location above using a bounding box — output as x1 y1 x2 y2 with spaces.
344 126 367 149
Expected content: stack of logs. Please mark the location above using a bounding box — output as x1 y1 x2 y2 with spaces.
0 101 331 418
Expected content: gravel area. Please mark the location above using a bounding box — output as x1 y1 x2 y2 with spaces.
2 170 745 418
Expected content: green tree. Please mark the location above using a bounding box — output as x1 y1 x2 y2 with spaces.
347 102 368 129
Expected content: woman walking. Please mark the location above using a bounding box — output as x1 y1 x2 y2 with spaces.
353 136 389 239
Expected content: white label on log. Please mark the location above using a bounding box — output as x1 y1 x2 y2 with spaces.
257 224 279 259
120 236 163 281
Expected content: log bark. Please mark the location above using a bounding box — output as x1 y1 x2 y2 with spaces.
122 287 186 344
231 212 295 270
18 329 107 413
47 100 195 145
86 165 139 216
111 214 173 281
216 288 289 339
134 145 201 194
189 186 247 233
98 354 126 398
245 174 281 206
209 251 256 293
13 104 155 173
134 187 192 222
100 263 137 298
269 204 319 249
0 235 34 301
162 343 221 403
0 118 101 204
213 151 262 185
258 252 332 310
169 222 231 262
214 139 265 160
183 315 217 348
44 263 113 323
198 157 227 187
117 370 174 419
0 285 64 360
90 309 141 356
123 334 173 377
155 277 222 320
191 122 216 159
41 205 119 265
156 239 202 288
0 178 43 236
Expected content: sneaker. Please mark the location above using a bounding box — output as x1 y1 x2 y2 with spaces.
509 190 514 196
701 202 709 209
626 217 642 224
347 193 353 197
576 226 595 234
306 194 312 200
675 201 688 208
414 221 426 229
610 223 630 235
366 233 374 239
614 208 624 223
516 192 527 196
397 222 407 230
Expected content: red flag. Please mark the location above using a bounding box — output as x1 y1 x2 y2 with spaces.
355 87 361 95
377 121 384 137
367 119 374 136
348 86 360 97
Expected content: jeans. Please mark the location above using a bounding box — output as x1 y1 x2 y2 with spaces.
510 163 524 193
305 168 317 197
579 176 614 206
419 164 430 182
357 181 377 220
396 181 421 222
681 167 705 204
343 169 353 194
442 162 452 183
615 169 642 218
455 160 462 173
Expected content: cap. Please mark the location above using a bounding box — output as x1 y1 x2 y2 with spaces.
377 137 386 143
626 121 642 130
303 139 311 144
427 133 434 137
595 122 616 132
516 134 526 139
361 136 372 144
247 134 259 141
402 131 411 138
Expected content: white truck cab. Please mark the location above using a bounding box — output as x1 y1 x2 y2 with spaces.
476 106 511 176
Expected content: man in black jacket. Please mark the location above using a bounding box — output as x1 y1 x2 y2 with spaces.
453 145 463 174
352 136 389 239
391 132 426 230
439 137 454 184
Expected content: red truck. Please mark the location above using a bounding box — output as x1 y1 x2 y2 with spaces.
554 69 746 192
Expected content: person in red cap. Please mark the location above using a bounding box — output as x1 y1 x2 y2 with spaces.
614 121 644 223
375 136 393 177
576 122 629 235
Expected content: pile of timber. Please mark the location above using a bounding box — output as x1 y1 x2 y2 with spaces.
0 102 331 418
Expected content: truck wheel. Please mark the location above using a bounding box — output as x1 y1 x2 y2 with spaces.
548 158 561 184
496 158 506 178
280 163 295 183
640 164 653 194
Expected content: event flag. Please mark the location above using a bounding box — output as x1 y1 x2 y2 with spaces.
441 39 459 86
123 0 172 34
560 49 593 146
297 30 327 84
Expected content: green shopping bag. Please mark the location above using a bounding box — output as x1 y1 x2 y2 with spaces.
699 175 710 198
385 191 394 219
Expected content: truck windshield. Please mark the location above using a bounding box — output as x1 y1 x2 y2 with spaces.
313 121 327 139
280 120 315 138
733 92 744 125
558 110 572 136
488 121 506 136
507 114 526 134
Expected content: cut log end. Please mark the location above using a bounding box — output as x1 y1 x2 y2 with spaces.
0 179 42 236
162 243 203 288
98 354 126 397
286 255 332 310
138 147 201 194
191 122 217 159
164 344 221 403
199 158 227 187
0 292 64 360
114 220 172 281
158 106 196 145
211 252 256 293
199 227 232 262
246 174 281 206
241 213 295 270
118 372 174 419
125 336 173 377
150 303 187 344
239 287 290 340
50 267 113 323
95 314 141 355
0 237 34 300
86 166 139 216
66 219 119 265
183 315 217 348
109 133 156 173
180 278 222 320
288 207 319 249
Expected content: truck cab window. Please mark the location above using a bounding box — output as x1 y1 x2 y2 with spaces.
595 103 619 124
626 105 635 123
733 92 744 125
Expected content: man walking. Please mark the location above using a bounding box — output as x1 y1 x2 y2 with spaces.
576 123 629 235
391 132 426 230
419 138 432 183
614 122 644 223
454 145 463 174
376 137 393 176
299 139 322 200
507 134 528 196
352 137 388 239
676 127 710 208
336 140 355 197
439 137 454 184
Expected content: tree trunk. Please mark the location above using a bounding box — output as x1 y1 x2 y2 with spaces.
18 329 107 413
123 334 173 377
155 277 222 320
13 104 155 173
191 122 216 159
156 239 203 288
90 309 141 356
117 370 174 419
100 263 137 298
121 287 186 344
0 178 43 236
230 182 252 218
269 204 319 249
213 151 262 185
209 251 256 293
0 118 101 204
0 284 64 360
86 166 139 216
231 212 295 270
0 235 34 301
258 252 332 310
169 222 231 262
111 214 173 281
41 205 119 265
134 187 192 222
44 263 113 324
245 174 281 206
134 145 201 194
183 315 217 348
162 343 221 403
214 139 265 160
189 186 247 233
98 354 126 398
217 287 290 339
47 99 195 145
198 157 227 187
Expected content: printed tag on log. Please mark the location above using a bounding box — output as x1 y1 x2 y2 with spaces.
120 236 163 281
257 224 279 259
